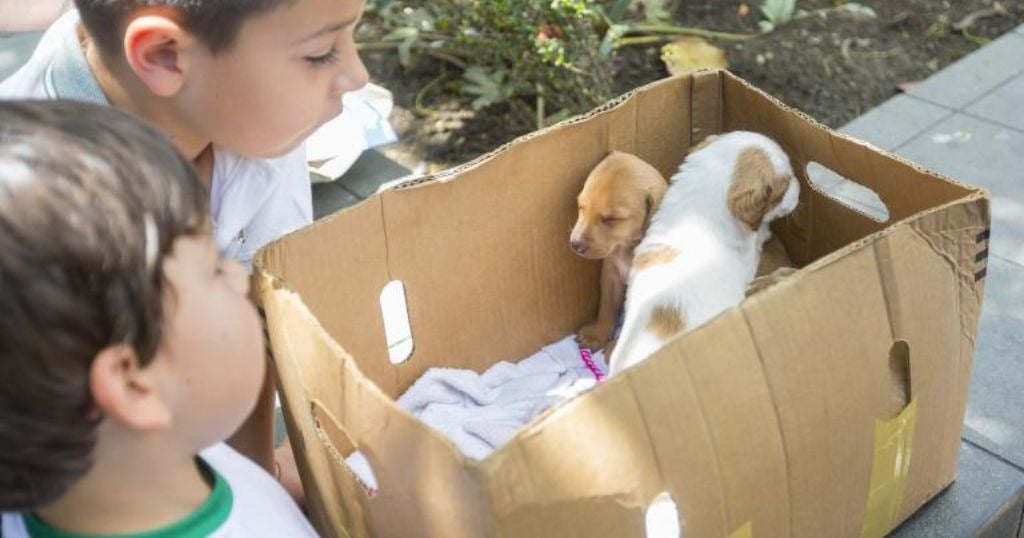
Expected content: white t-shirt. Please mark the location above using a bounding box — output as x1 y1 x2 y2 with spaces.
0 11 313 270
0 443 318 538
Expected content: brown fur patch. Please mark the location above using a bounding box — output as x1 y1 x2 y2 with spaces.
633 246 679 270
648 306 686 339
728 147 790 230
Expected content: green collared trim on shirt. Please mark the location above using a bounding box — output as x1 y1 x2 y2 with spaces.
23 459 232 538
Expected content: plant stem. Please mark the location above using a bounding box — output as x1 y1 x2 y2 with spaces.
617 35 674 47
626 24 756 41
415 72 448 116
535 83 545 130
358 41 469 69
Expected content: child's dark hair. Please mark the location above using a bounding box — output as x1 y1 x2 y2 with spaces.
74 0 299 59
0 100 206 510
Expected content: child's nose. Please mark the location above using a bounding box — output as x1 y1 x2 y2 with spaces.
330 41 369 98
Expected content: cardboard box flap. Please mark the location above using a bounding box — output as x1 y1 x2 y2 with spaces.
689 69 724 147
260 277 497 537
735 193 987 535
257 197 402 396
624 308 791 537
477 306 789 537
742 244 900 536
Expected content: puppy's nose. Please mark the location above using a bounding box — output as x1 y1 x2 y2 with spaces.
571 239 589 255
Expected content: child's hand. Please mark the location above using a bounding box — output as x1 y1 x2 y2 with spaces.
275 440 305 509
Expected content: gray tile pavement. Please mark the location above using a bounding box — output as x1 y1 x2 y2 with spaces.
967 74 1024 132
891 442 1024 538
907 32 1024 110
841 94 953 151
329 146 413 201
312 180 361 220
964 255 1024 471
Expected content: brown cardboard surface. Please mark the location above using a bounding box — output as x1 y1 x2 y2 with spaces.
256 70 989 538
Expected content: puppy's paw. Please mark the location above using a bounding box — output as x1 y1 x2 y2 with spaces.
602 338 617 359
746 266 798 297
576 321 614 351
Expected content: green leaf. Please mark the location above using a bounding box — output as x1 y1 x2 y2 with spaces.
598 23 628 60
609 0 631 21
383 26 418 42
760 0 796 25
836 2 877 18
641 0 671 23
398 34 417 67
462 66 510 110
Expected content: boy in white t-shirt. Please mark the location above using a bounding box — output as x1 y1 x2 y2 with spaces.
0 100 317 537
0 0 371 491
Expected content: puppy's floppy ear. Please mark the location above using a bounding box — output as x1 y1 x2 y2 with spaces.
728 147 787 230
643 192 655 230
640 171 668 231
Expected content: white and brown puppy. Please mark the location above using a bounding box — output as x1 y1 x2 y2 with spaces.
571 151 667 353
609 131 800 375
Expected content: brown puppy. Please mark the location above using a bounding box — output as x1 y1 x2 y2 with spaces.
570 151 667 352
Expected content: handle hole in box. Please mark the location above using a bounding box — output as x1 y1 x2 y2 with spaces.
645 491 681 538
380 280 414 365
888 340 912 419
312 400 380 497
806 162 889 223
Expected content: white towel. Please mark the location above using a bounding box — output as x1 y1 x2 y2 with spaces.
344 335 607 493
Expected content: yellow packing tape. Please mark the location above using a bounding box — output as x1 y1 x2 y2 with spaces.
860 399 918 538
728 521 753 538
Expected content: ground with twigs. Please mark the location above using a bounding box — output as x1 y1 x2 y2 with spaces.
360 0 1023 171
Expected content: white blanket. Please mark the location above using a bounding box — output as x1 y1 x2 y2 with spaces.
345 335 607 492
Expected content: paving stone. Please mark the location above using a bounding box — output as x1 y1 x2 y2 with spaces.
963 255 1024 470
967 73 1024 132
975 487 1023 538
890 442 1024 537
840 94 952 151
895 113 1024 265
907 32 1024 110
332 148 413 199
312 180 361 220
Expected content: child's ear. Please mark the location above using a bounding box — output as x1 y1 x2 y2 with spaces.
122 15 198 97
90 344 172 431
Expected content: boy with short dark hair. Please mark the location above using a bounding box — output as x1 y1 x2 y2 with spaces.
0 99 317 537
3 0 368 268
1 0 371 484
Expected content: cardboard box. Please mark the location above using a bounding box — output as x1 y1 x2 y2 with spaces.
256 70 990 538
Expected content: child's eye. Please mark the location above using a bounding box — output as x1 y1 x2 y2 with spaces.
305 47 340 66
602 216 619 224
